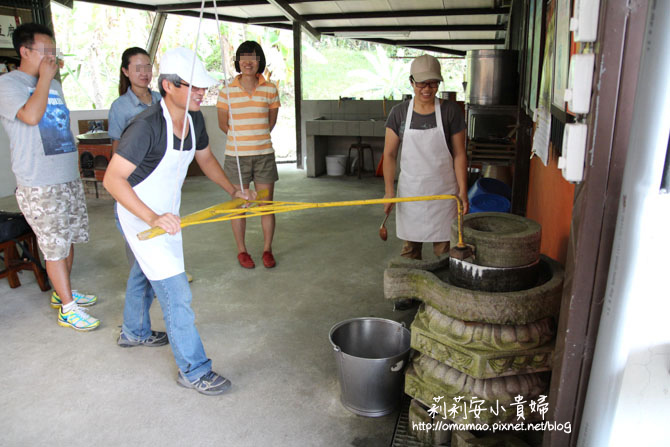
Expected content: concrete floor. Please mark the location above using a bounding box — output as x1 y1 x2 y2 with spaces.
0 165 419 447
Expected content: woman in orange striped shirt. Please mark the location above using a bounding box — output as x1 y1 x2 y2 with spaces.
217 41 280 269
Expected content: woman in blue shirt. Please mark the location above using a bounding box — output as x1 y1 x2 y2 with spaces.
108 47 161 152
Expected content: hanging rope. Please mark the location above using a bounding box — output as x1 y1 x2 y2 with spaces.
212 0 247 195
170 0 207 213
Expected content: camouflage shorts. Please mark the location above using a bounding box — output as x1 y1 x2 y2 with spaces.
15 179 89 261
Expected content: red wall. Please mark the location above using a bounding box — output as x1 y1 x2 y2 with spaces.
525 153 575 264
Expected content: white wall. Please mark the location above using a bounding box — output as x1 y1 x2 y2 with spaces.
0 105 226 199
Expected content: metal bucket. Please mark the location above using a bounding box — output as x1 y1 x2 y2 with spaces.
329 318 411 417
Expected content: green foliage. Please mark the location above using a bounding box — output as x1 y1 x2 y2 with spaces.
51 3 466 109
341 46 411 99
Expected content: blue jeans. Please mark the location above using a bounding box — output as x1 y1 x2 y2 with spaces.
115 205 211 382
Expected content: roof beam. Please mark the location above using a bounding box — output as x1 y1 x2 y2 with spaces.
249 7 510 24
157 1 266 12
358 38 466 57
398 39 506 45
266 0 321 40
75 0 155 11
321 25 506 33
319 25 506 33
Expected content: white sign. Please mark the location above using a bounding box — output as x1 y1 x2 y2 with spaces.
0 15 21 49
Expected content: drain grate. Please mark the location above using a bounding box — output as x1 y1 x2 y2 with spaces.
390 394 446 447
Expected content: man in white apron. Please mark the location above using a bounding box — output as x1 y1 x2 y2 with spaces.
104 48 252 395
382 54 469 264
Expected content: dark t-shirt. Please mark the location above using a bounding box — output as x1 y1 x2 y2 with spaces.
116 102 209 187
385 100 466 154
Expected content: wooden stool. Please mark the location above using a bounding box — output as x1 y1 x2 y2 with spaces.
0 231 50 291
347 137 374 179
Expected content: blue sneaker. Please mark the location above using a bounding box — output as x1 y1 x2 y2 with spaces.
51 290 97 309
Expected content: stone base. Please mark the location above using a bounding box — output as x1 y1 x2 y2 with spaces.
411 313 554 379
416 304 555 352
405 355 548 425
384 255 564 325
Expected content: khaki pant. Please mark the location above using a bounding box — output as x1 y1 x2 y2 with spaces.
400 240 450 260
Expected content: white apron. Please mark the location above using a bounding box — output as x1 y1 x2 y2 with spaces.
117 99 196 280
396 98 458 242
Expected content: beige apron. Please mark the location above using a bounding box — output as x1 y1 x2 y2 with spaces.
396 98 458 242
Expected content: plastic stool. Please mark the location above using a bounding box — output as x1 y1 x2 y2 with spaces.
347 137 374 179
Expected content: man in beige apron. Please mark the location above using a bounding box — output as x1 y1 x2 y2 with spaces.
104 48 252 395
382 54 469 299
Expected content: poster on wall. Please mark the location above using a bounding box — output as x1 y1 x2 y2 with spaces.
0 15 21 49
523 0 535 112
551 0 572 121
529 0 546 114
531 0 556 166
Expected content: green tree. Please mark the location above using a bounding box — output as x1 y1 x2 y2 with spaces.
342 45 411 99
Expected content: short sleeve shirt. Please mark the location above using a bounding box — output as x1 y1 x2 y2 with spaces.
385 100 466 155
115 102 209 187
108 88 162 140
0 70 78 187
216 74 280 156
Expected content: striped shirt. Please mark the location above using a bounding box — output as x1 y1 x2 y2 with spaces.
217 74 280 156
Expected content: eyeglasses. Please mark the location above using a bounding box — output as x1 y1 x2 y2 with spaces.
412 79 440 89
178 81 206 91
26 46 62 58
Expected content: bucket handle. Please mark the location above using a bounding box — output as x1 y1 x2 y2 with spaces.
390 360 404 372
333 345 341 352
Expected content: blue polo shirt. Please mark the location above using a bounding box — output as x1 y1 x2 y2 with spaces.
108 88 162 140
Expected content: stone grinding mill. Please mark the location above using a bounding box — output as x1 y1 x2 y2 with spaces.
385 212 564 446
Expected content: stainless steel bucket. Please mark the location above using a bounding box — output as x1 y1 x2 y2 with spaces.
329 317 411 417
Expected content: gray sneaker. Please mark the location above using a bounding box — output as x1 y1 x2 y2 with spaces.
176 370 232 396
117 330 169 348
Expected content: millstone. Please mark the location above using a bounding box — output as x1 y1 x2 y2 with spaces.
384 255 564 325
448 257 540 292
451 212 541 268
411 314 554 379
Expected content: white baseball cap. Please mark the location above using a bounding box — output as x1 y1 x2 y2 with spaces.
159 47 218 88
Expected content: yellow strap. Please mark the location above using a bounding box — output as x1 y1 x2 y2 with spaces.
137 190 465 246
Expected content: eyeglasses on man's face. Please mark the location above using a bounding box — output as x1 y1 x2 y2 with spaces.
26 46 62 58
412 79 440 89
178 81 206 91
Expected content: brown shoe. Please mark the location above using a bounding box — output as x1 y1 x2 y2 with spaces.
262 251 276 268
